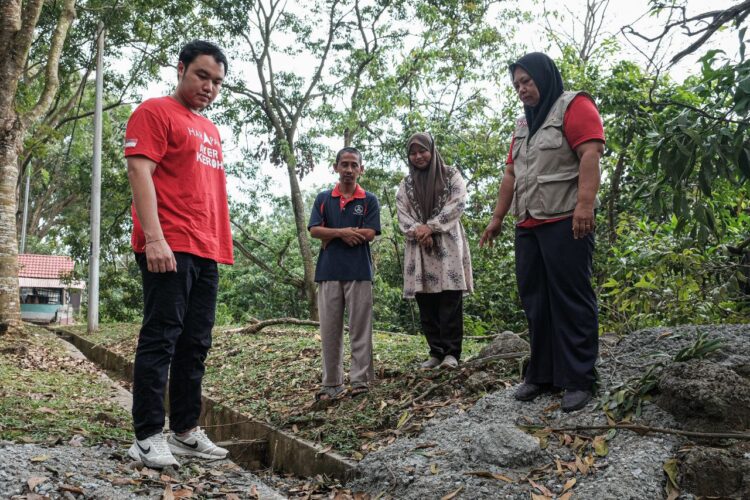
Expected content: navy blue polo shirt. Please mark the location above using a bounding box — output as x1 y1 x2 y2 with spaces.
307 184 381 282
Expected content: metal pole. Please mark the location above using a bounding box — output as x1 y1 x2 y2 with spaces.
87 23 104 333
19 166 31 253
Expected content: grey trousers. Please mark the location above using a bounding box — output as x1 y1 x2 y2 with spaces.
317 280 374 386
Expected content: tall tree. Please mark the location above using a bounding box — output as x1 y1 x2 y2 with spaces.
0 0 76 334
203 0 355 319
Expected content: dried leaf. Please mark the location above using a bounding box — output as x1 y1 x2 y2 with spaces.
379 400 388 411
430 463 439 474
316 444 333 456
555 459 564 477
110 477 138 486
27 476 47 491
413 442 437 450
663 458 679 488
248 485 258 499
562 477 576 492
160 474 174 483
30 455 49 463
531 494 548 500
162 484 174 500
559 492 573 500
173 488 193 498
352 451 364 461
37 407 57 414
575 455 589 475
68 434 85 447
528 479 553 497
440 486 462 500
292 424 299 433
396 410 412 429
464 470 512 482
60 484 84 494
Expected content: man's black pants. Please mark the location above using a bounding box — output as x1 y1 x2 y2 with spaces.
515 217 598 391
133 252 218 440
415 290 464 361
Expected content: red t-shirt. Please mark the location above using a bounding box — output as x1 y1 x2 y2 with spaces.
124 96 234 264
506 94 605 228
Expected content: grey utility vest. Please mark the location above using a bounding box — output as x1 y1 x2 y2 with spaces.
510 91 600 222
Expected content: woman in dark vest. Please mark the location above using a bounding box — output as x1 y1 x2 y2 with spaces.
479 52 605 412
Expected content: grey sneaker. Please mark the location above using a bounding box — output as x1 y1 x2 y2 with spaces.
439 355 458 369
128 432 179 469
167 427 228 459
420 356 442 369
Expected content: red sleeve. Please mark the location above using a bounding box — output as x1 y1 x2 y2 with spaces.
563 94 605 150
506 136 515 165
123 101 169 163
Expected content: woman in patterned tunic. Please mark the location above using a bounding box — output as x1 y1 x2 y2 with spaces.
396 132 473 369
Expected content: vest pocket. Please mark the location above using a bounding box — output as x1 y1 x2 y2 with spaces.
537 170 579 215
536 125 563 150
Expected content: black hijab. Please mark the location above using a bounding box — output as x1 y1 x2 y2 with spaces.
509 52 564 138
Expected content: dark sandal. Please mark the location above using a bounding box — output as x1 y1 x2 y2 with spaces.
350 383 369 398
315 385 345 401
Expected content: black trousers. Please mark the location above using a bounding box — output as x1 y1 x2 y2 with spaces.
515 217 598 391
132 252 218 440
415 290 464 361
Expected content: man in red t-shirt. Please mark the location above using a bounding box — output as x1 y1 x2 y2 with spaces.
124 40 233 469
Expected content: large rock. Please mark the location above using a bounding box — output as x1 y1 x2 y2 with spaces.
476 331 529 359
655 359 750 431
467 423 542 467
679 445 750 498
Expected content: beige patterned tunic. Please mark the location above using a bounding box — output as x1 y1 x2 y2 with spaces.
396 166 474 298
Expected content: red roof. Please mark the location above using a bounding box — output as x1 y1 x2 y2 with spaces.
18 254 75 279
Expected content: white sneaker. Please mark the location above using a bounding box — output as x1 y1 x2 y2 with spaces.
420 356 442 369
439 355 458 369
128 432 179 469
167 427 228 460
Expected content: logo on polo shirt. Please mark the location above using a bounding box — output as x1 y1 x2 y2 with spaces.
354 204 364 215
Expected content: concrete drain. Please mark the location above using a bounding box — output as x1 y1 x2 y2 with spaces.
53 328 355 481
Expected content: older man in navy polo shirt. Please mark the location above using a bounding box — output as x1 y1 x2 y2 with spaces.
308 147 381 400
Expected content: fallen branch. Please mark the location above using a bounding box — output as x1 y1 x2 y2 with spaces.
225 318 417 337
398 352 528 409
224 318 320 334
462 352 529 368
549 424 750 441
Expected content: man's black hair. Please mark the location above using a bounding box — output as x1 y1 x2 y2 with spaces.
179 40 229 75
335 147 362 165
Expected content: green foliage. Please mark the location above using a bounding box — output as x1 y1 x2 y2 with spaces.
673 331 724 362
597 214 747 334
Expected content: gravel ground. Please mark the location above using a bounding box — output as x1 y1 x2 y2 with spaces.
4 324 747 499
349 324 750 499
0 441 284 499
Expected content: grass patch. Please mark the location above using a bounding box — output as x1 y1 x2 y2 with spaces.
58 323 518 459
0 325 132 444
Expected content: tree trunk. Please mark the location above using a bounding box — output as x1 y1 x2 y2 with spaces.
607 130 634 243
0 0 76 334
0 121 23 335
283 143 318 320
